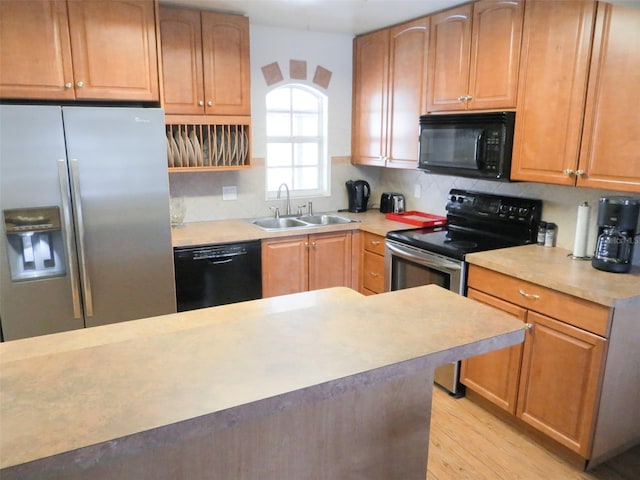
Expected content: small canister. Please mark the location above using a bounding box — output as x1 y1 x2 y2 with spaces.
544 222 557 247
537 221 547 245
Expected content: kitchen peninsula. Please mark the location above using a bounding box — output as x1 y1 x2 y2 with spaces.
1 285 524 480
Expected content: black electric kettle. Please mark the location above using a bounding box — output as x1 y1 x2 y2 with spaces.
346 180 371 213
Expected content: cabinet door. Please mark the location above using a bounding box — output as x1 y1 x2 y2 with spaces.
262 236 308 298
0 0 74 100
517 311 606 457
159 7 205 115
352 29 389 166
201 12 251 115
427 4 472 112
510 0 596 184
467 0 523 110
308 232 352 291
386 18 429 169
577 3 640 193
362 251 385 294
66 0 159 101
461 288 526 414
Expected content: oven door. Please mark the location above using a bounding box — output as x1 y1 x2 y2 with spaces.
385 239 467 396
384 239 466 295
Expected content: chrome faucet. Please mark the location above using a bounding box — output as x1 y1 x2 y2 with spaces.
277 183 291 216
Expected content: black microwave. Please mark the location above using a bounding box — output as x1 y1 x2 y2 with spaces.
418 112 515 181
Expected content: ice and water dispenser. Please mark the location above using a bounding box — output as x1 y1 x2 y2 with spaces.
3 207 66 281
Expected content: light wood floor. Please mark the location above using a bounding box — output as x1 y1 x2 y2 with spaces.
427 387 640 479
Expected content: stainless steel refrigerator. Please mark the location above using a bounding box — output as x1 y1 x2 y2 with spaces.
0 105 176 341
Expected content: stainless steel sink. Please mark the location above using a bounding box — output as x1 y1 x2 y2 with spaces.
252 217 309 230
251 213 358 231
297 214 354 225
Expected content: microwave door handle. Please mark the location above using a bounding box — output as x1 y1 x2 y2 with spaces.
475 131 486 169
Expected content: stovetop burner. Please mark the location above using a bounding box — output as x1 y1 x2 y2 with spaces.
386 189 542 260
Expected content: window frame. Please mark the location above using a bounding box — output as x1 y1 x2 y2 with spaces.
265 83 329 200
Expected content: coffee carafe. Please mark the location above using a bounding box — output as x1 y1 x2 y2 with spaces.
592 196 640 273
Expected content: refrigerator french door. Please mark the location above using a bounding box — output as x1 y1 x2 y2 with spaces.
0 105 176 341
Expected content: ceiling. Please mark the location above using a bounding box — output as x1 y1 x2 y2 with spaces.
161 0 465 35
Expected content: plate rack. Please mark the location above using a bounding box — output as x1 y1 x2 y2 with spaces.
165 116 251 171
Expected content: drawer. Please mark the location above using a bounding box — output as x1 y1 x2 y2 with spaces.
363 250 385 293
363 232 385 255
468 265 609 337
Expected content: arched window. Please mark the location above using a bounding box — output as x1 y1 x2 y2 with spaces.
265 84 328 199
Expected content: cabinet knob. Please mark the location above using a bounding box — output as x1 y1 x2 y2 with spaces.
563 168 574 175
457 96 466 102
198 100 204 106
64 82 73 89
76 81 84 88
525 323 534 330
575 169 585 176
465 95 473 101
207 101 213 107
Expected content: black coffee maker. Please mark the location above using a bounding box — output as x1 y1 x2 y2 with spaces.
592 196 640 273
346 180 370 213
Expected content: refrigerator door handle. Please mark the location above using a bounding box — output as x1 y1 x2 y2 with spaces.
57 159 83 319
69 159 94 318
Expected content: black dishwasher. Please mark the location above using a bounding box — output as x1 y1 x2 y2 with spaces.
174 241 262 312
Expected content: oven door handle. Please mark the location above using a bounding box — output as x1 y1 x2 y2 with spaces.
386 241 462 272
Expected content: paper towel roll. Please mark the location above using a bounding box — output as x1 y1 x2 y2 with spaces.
572 202 590 258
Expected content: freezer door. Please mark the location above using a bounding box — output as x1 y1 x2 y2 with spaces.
0 105 84 340
61 107 176 327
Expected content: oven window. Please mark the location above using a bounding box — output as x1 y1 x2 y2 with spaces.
391 256 450 291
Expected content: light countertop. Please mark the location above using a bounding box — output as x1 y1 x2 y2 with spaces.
466 244 640 308
171 210 412 247
0 285 524 475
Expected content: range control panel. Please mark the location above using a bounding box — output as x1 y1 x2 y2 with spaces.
446 189 542 225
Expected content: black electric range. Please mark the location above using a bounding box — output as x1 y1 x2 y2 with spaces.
387 189 543 261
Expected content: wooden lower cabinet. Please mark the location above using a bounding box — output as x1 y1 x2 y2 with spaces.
262 231 352 298
462 265 608 459
461 288 526 414
360 232 385 295
517 311 605 457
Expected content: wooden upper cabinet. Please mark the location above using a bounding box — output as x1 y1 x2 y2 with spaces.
468 0 523 110
159 7 251 116
577 3 640 193
352 17 429 168
386 18 430 169
67 0 159 101
427 0 523 112
352 28 389 167
428 4 472 112
159 8 204 115
511 1 596 185
201 12 251 115
0 0 74 100
0 0 159 102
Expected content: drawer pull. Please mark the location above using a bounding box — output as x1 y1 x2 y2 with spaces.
370 241 381 246
519 289 540 300
369 271 380 277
